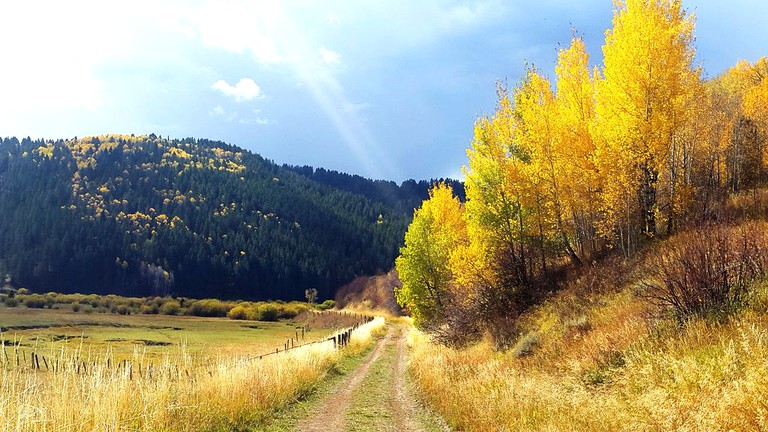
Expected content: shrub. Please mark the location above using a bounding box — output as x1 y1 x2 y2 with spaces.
116 304 131 315
160 301 181 315
511 331 539 357
23 294 47 308
641 221 768 322
16 288 29 295
254 304 279 321
150 297 165 308
141 304 160 314
227 305 249 320
4 297 18 307
276 302 308 319
186 299 229 317
316 299 336 311
71 301 81 312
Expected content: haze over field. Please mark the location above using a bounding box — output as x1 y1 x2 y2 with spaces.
1 1 767 181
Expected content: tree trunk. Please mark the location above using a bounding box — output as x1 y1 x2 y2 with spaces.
640 162 658 238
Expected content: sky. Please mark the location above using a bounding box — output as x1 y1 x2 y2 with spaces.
1 1 766 182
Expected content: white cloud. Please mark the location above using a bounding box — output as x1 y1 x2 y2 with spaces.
239 116 276 126
327 12 338 25
211 78 264 102
209 105 238 122
319 46 341 65
239 109 277 126
210 105 225 117
177 1 286 64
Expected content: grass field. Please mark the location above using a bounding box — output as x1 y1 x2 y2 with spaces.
0 304 383 431
0 306 340 362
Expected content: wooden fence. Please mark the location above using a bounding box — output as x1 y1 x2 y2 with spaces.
0 310 376 378
252 311 374 360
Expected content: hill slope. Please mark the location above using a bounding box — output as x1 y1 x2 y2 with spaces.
0 134 439 300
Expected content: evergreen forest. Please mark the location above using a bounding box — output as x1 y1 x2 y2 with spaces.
0 134 449 300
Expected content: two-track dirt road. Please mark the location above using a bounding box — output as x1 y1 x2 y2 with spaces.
297 324 448 432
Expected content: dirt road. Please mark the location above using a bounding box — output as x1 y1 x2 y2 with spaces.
297 324 447 432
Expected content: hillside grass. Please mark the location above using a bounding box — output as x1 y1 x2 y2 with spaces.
408 254 768 430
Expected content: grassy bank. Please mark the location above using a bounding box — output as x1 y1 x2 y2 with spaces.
408 273 768 431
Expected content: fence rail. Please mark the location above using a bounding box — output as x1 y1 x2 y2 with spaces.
0 310 376 378
251 311 374 360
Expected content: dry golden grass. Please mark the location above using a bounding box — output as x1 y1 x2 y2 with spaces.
408 278 768 431
0 316 385 431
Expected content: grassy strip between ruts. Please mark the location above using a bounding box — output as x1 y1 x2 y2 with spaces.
345 325 447 432
259 323 387 431
345 329 398 432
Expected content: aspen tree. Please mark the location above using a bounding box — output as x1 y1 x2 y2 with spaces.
595 0 696 240
395 183 466 327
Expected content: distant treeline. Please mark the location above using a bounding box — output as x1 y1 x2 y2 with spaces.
0 134 460 300
284 164 466 215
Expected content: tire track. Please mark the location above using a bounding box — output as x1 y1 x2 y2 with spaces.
297 326 394 432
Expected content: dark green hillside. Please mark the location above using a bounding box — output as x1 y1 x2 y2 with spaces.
0 134 428 300
284 164 465 216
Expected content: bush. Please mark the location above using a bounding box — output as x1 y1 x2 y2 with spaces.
116 304 131 315
641 221 768 322
186 299 230 317
159 301 181 315
511 331 539 357
276 302 307 319
71 302 81 312
4 297 18 307
227 305 249 320
316 299 336 311
254 304 279 321
141 304 160 314
22 294 47 308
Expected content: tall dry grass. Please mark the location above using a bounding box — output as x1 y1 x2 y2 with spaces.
408 274 768 431
0 317 385 431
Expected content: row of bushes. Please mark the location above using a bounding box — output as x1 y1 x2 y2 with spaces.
224 300 335 321
0 291 335 320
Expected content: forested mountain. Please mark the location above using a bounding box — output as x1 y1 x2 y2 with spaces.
0 134 449 300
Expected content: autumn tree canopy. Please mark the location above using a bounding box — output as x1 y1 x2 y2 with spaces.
395 183 466 327
398 0 768 346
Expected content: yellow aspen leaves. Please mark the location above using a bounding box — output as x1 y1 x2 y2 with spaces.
395 183 466 326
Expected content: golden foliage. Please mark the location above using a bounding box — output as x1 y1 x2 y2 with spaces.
395 183 466 326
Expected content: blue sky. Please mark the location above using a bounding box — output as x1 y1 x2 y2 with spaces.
1 1 766 181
